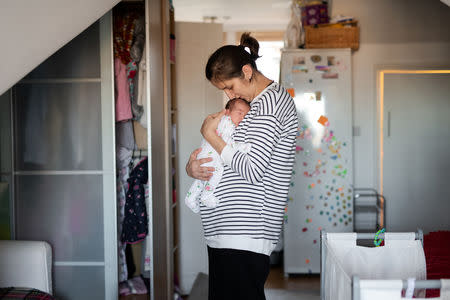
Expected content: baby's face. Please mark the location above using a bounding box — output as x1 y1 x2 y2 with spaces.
228 101 250 126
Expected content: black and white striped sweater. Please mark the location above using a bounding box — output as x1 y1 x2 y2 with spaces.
200 82 299 255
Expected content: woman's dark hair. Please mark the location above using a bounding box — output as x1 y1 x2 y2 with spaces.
225 98 251 111
205 32 261 82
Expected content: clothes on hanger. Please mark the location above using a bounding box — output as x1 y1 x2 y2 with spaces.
122 157 148 244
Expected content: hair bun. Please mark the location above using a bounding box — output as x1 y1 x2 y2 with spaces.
239 32 260 61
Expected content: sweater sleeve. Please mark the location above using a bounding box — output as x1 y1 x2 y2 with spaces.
221 114 282 184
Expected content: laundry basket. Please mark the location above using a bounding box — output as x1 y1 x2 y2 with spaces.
320 230 426 300
353 277 450 300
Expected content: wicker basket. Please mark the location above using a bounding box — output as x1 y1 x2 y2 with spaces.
305 26 359 50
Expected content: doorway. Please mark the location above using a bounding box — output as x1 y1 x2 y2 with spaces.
378 69 450 232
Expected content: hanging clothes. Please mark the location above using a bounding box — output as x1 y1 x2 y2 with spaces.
115 58 133 122
116 147 133 282
122 157 148 244
143 181 151 271
135 44 147 128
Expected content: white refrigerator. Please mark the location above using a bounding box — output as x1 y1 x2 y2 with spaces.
280 49 353 274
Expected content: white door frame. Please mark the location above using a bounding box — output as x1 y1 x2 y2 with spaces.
375 66 450 228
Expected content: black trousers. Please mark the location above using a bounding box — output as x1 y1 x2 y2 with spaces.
207 246 270 300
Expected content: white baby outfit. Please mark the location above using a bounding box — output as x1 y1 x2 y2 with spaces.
185 115 251 213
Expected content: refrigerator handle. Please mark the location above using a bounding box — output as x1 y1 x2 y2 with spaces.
387 111 391 137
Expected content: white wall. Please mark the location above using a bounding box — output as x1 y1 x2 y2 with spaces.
175 22 224 294
0 0 120 95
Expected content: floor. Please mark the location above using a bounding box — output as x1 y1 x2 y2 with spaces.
119 266 320 300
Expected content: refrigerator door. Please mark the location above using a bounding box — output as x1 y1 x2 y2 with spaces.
281 49 353 274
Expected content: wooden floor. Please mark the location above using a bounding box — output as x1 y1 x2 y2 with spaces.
119 266 320 299
265 266 320 291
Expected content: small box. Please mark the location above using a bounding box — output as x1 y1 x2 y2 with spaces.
301 4 329 26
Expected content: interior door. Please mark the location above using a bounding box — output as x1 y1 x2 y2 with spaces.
11 13 117 299
383 72 450 233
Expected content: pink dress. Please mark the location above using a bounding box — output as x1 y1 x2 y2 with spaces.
115 58 133 122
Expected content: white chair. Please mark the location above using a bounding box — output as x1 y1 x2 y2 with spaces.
0 240 53 294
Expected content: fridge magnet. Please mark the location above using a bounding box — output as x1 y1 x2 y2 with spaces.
303 162 308 166
315 91 322 101
296 145 304 152
318 226 322 231
292 65 308 73
327 56 336 66
287 88 295 97
284 73 293 83
318 115 328 126
311 55 321 63
315 65 330 72
322 72 339 79
306 218 312 223
302 227 308 232
305 259 310 264
293 56 305 65
313 240 317 244
320 211 323 215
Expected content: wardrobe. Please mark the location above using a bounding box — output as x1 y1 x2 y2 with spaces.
0 0 178 299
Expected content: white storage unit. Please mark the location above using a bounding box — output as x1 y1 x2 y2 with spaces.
281 49 354 274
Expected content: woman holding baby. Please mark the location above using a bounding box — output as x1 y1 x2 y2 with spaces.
186 32 298 300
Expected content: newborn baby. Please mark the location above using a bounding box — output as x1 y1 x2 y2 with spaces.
185 98 251 213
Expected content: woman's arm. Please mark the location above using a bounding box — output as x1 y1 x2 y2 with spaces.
185 148 215 181
201 110 227 154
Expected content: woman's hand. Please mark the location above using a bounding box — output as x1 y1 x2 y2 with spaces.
186 148 215 181
200 109 226 141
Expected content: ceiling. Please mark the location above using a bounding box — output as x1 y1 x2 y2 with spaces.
172 0 292 28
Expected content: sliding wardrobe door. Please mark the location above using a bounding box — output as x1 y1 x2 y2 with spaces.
13 13 116 300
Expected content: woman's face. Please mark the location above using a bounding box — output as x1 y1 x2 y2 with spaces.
212 77 252 102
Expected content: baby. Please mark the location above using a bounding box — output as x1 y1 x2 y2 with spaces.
185 98 251 213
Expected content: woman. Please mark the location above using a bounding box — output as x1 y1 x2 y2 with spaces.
186 33 298 300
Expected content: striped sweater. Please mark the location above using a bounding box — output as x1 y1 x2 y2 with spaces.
200 82 298 255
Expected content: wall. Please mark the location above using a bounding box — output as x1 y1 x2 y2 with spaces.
0 0 120 95
175 22 224 293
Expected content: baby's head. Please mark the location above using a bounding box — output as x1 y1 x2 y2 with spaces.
225 98 251 126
